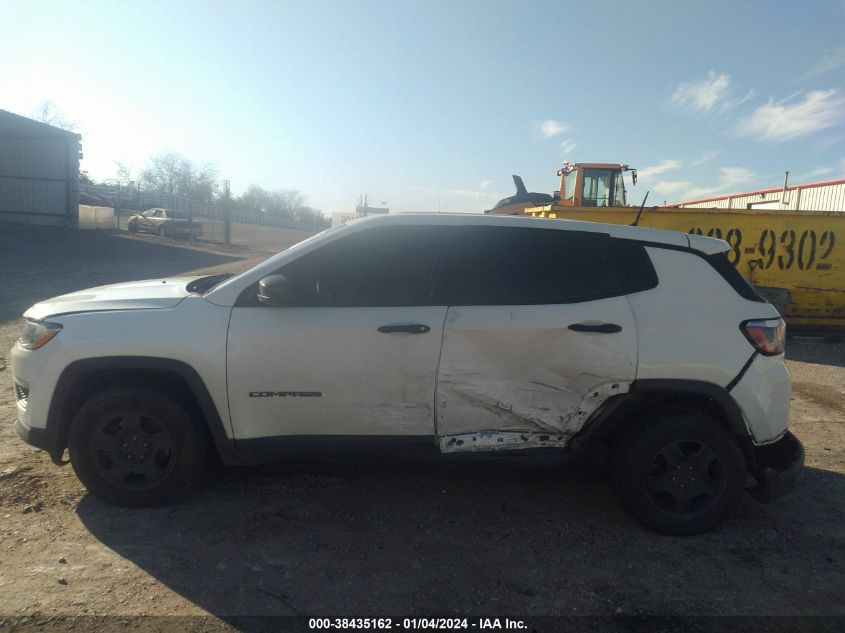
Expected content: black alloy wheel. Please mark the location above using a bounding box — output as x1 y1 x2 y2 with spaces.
88 408 177 491
643 438 726 517
612 412 747 535
68 388 204 506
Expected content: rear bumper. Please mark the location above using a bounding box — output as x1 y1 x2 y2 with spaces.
748 431 804 502
730 353 791 443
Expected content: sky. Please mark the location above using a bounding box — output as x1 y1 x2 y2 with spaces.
2 0 845 214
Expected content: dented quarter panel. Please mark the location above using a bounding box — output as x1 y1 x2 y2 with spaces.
436 299 637 448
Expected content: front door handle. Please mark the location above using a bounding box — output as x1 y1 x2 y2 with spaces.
378 324 431 334
568 322 622 334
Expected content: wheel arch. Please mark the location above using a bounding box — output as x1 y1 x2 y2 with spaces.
46 357 235 464
570 379 752 466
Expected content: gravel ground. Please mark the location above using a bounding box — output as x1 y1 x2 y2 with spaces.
0 224 843 624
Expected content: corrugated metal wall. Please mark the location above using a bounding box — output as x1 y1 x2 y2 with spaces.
796 182 845 211
0 133 80 226
675 182 845 212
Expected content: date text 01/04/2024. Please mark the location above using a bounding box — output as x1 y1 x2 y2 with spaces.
307 618 527 630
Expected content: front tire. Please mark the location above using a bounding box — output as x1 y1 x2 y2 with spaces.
127 220 138 233
68 388 204 506
612 412 747 535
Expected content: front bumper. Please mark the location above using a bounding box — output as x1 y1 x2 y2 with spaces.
11 340 67 464
16 415 59 456
748 431 804 502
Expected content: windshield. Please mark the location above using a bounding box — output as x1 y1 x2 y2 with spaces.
581 169 612 207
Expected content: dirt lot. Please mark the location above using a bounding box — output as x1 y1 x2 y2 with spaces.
0 224 843 623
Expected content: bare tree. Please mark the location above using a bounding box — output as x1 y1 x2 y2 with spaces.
237 184 328 228
140 153 218 203
139 152 182 197
175 159 218 203
136 151 328 227
116 162 131 184
36 100 76 131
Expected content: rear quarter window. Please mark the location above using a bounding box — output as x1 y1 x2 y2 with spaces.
706 251 766 302
455 228 657 305
605 238 658 295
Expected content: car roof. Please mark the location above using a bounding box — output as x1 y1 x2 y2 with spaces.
205 212 728 306
349 212 727 253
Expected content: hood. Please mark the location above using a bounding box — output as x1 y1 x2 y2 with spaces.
24 277 200 320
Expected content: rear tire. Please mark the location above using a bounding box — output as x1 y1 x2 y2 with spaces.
68 388 204 507
612 412 747 535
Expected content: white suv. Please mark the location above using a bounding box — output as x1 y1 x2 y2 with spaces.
11 213 803 534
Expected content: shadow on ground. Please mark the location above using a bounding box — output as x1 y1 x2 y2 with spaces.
76 457 845 618
0 226 245 323
787 336 845 368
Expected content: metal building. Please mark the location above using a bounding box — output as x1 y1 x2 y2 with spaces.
0 109 81 226
665 177 845 211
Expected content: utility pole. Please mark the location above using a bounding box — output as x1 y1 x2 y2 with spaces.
115 180 121 230
187 193 194 243
223 179 231 245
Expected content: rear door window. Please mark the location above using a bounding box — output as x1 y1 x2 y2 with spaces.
456 227 656 305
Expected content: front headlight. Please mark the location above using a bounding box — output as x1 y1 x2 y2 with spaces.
19 319 62 350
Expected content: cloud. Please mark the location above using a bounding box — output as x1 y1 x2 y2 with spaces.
538 120 570 138
799 46 845 82
691 150 720 166
478 179 493 190
671 71 730 113
559 138 577 154
637 159 682 181
795 167 833 181
654 166 757 202
816 135 839 151
717 166 756 189
737 89 845 142
669 71 753 115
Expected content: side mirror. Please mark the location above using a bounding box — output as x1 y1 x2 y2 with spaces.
257 274 298 307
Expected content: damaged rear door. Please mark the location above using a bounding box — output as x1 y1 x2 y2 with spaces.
436 226 645 452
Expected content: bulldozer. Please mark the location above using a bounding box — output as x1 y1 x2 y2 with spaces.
487 162 638 215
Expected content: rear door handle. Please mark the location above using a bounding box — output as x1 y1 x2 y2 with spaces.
378 324 431 334
568 322 622 334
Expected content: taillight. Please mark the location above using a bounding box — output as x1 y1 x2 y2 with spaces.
741 318 785 356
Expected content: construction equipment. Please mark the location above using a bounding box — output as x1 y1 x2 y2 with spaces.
486 162 637 215
489 162 844 331
485 175 555 216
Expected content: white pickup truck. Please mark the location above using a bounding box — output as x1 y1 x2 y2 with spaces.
11 213 803 534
